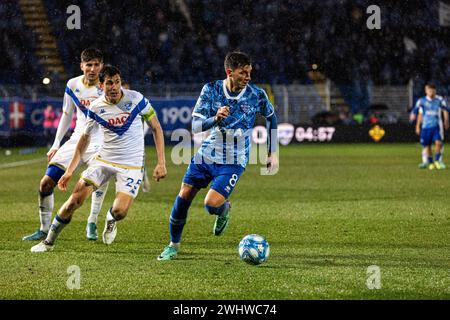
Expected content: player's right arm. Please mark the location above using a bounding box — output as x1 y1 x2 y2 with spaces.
409 100 421 123
192 84 229 133
57 133 90 191
58 110 96 191
416 108 423 136
48 83 76 161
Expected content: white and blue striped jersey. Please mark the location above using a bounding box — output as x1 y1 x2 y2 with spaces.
63 75 104 141
84 89 155 168
192 80 274 168
416 95 448 129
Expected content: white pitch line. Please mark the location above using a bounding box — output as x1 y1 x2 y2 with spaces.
0 158 45 169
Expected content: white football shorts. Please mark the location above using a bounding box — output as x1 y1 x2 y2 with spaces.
81 158 144 198
49 136 102 170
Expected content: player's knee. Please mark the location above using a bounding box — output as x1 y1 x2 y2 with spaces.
204 197 225 210
179 185 198 201
39 177 56 194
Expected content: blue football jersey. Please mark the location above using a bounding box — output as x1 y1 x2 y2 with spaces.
192 80 274 167
416 96 448 129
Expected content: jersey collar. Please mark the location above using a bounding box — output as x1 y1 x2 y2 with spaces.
223 79 247 100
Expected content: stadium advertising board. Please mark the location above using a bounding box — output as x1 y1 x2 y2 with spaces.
0 98 417 145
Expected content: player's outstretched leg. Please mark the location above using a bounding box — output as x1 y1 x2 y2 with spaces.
31 180 93 252
102 192 133 245
434 141 445 169
86 182 109 241
158 184 197 261
23 166 64 241
204 189 231 236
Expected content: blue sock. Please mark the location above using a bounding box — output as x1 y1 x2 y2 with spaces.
205 201 229 216
428 156 433 164
169 196 192 243
435 153 441 162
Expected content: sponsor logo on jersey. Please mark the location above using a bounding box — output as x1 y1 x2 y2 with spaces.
108 112 130 127
80 99 90 106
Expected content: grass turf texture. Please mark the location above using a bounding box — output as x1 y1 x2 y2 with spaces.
0 144 449 299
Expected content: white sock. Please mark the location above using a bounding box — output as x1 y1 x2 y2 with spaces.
106 209 116 223
422 148 428 163
39 192 53 232
45 214 69 245
170 242 180 249
88 182 109 224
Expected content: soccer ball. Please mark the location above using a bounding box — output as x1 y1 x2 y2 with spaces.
238 234 270 265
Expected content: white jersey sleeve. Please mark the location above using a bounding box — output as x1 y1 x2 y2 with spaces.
50 80 77 150
83 101 100 137
141 97 156 122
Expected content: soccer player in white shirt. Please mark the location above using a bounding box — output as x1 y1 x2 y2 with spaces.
31 65 166 252
23 48 110 242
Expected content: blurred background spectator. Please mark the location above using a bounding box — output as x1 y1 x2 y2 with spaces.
43 104 56 146
1 0 448 87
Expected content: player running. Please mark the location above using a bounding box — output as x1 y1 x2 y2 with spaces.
414 83 449 169
157 51 278 261
30 65 167 252
23 48 110 242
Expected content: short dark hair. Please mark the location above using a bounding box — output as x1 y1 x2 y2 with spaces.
81 48 103 62
224 51 251 71
425 83 436 90
99 65 121 83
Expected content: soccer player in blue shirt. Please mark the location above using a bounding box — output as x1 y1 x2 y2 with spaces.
414 83 449 169
157 52 278 260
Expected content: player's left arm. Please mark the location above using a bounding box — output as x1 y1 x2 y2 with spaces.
443 110 449 131
440 98 449 130
266 113 279 173
260 89 278 173
143 108 167 182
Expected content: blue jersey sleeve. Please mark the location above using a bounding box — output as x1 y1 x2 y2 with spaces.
192 84 214 119
439 97 450 112
258 89 275 118
413 98 423 115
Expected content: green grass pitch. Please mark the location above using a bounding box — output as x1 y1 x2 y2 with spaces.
0 144 449 299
